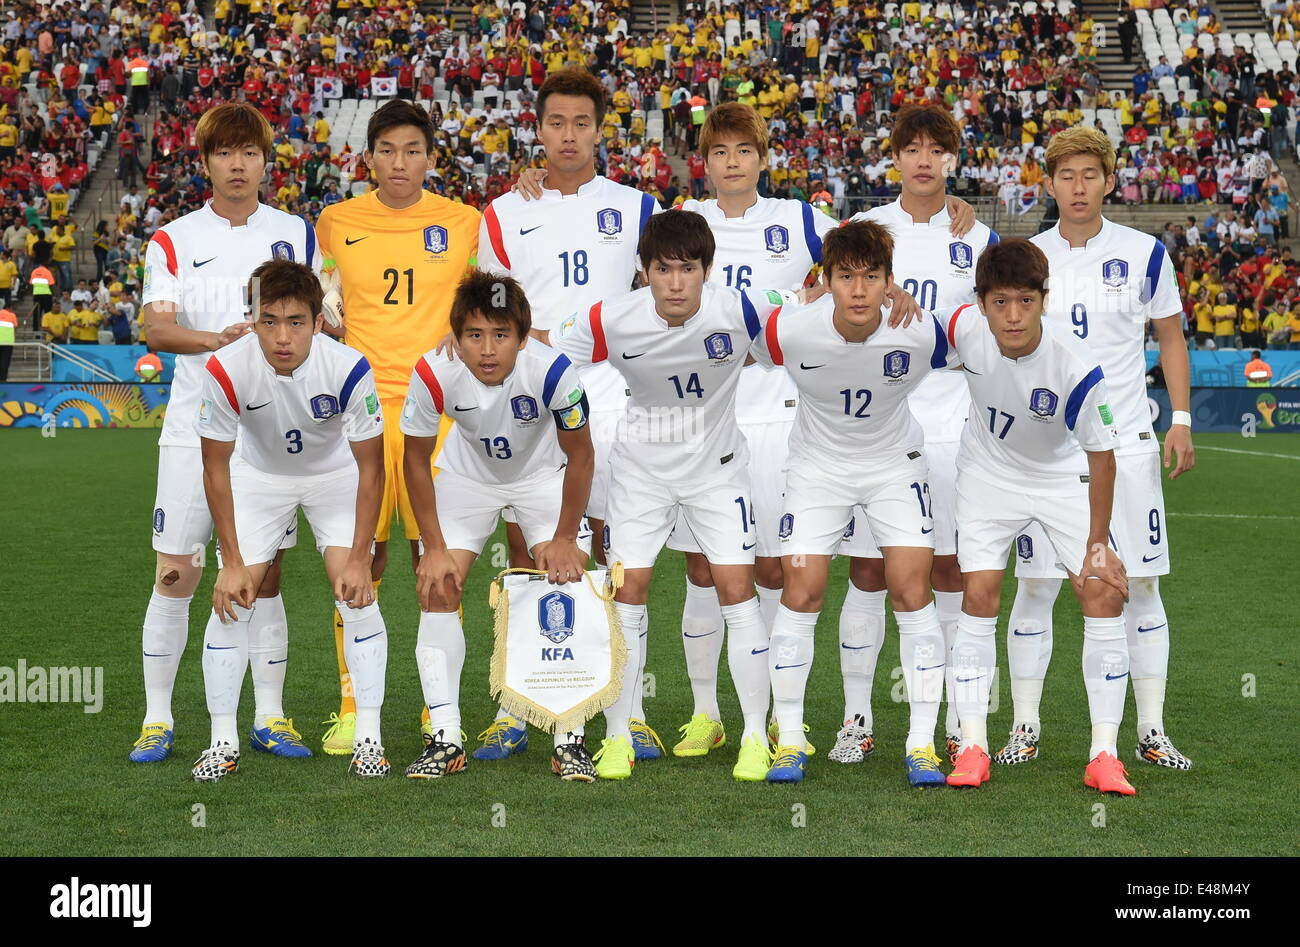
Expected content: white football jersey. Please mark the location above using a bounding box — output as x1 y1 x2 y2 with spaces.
144 201 322 449
680 196 838 424
947 304 1119 493
401 339 587 484
197 332 383 476
478 176 661 411
854 198 1000 443
551 283 780 482
753 298 958 479
1030 218 1181 457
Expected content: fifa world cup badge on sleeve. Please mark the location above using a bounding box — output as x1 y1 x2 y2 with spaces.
487 566 628 734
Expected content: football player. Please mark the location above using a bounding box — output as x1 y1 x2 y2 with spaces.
546 211 781 781
469 67 662 763
193 260 389 780
401 272 596 781
998 127 1194 771
315 99 481 754
752 221 960 785
943 239 1135 796
841 104 999 766
133 102 320 764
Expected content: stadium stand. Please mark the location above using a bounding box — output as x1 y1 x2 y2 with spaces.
3 0 1300 379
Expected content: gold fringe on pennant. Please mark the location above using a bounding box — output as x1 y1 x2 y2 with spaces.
487 566 627 734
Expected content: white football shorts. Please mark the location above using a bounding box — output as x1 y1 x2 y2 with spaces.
228 456 357 565
667 417 791 559
1012 450 1162 579
838 439 958 559
154 445 296 557
780 450 934 558
606 455 755 570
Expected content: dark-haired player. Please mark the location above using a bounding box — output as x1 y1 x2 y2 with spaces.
470 66 663 763
547 211 782 782
942 238 1134 796
840 104 1000 767
132 102 320 765
315 99 481 754
400 272 596 782
194 260 389 781
753 221 960 786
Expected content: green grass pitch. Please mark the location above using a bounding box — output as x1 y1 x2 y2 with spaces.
0 429 1295 856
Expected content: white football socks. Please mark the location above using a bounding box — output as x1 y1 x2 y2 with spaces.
416 611 464 746
1127 576 1170 735
339 601 387 746
1007 577 1059 731
838 584 885 728
630 605 650 721
681 579 724 720
756 583 782 635
952 612 998 753
1083 615 1129 759
202 603 252 747
896 602 944 753
722 597 770 741
248 592 287 726
769 604 817 746
933 589 962 736
606 602 644 742
142 590 191 729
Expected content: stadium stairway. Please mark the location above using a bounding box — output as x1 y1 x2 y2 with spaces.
5 111 133 382
1211 0 1271 40
632 0 678 34
1078 0 1143 91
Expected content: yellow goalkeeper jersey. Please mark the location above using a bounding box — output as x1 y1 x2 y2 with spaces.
317 190 481 400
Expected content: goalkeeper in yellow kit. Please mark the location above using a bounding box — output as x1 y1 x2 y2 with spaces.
315 100 481 752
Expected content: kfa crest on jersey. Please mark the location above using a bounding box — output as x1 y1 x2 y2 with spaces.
538 590 575 644
1029 387 1059 420
311 393 340 420
764 224 790 256
271 240 295 262
945 240 976 282
1102 258 1128 287
595 207 626 243
423 224 450 256
511 395 540 423
882 349 911 383
704 332 734 362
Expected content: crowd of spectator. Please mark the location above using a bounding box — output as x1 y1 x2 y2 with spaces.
4 0 1300 354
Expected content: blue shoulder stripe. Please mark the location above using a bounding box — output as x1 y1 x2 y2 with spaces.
1064 365 1104 431
339 356 371 410
1141 240 1166 305
639 192 657 233
542 353 573 406
740 292 762 340
986 229 1000 247
930 314 949 369
303 215 317 267
801 201 824 263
